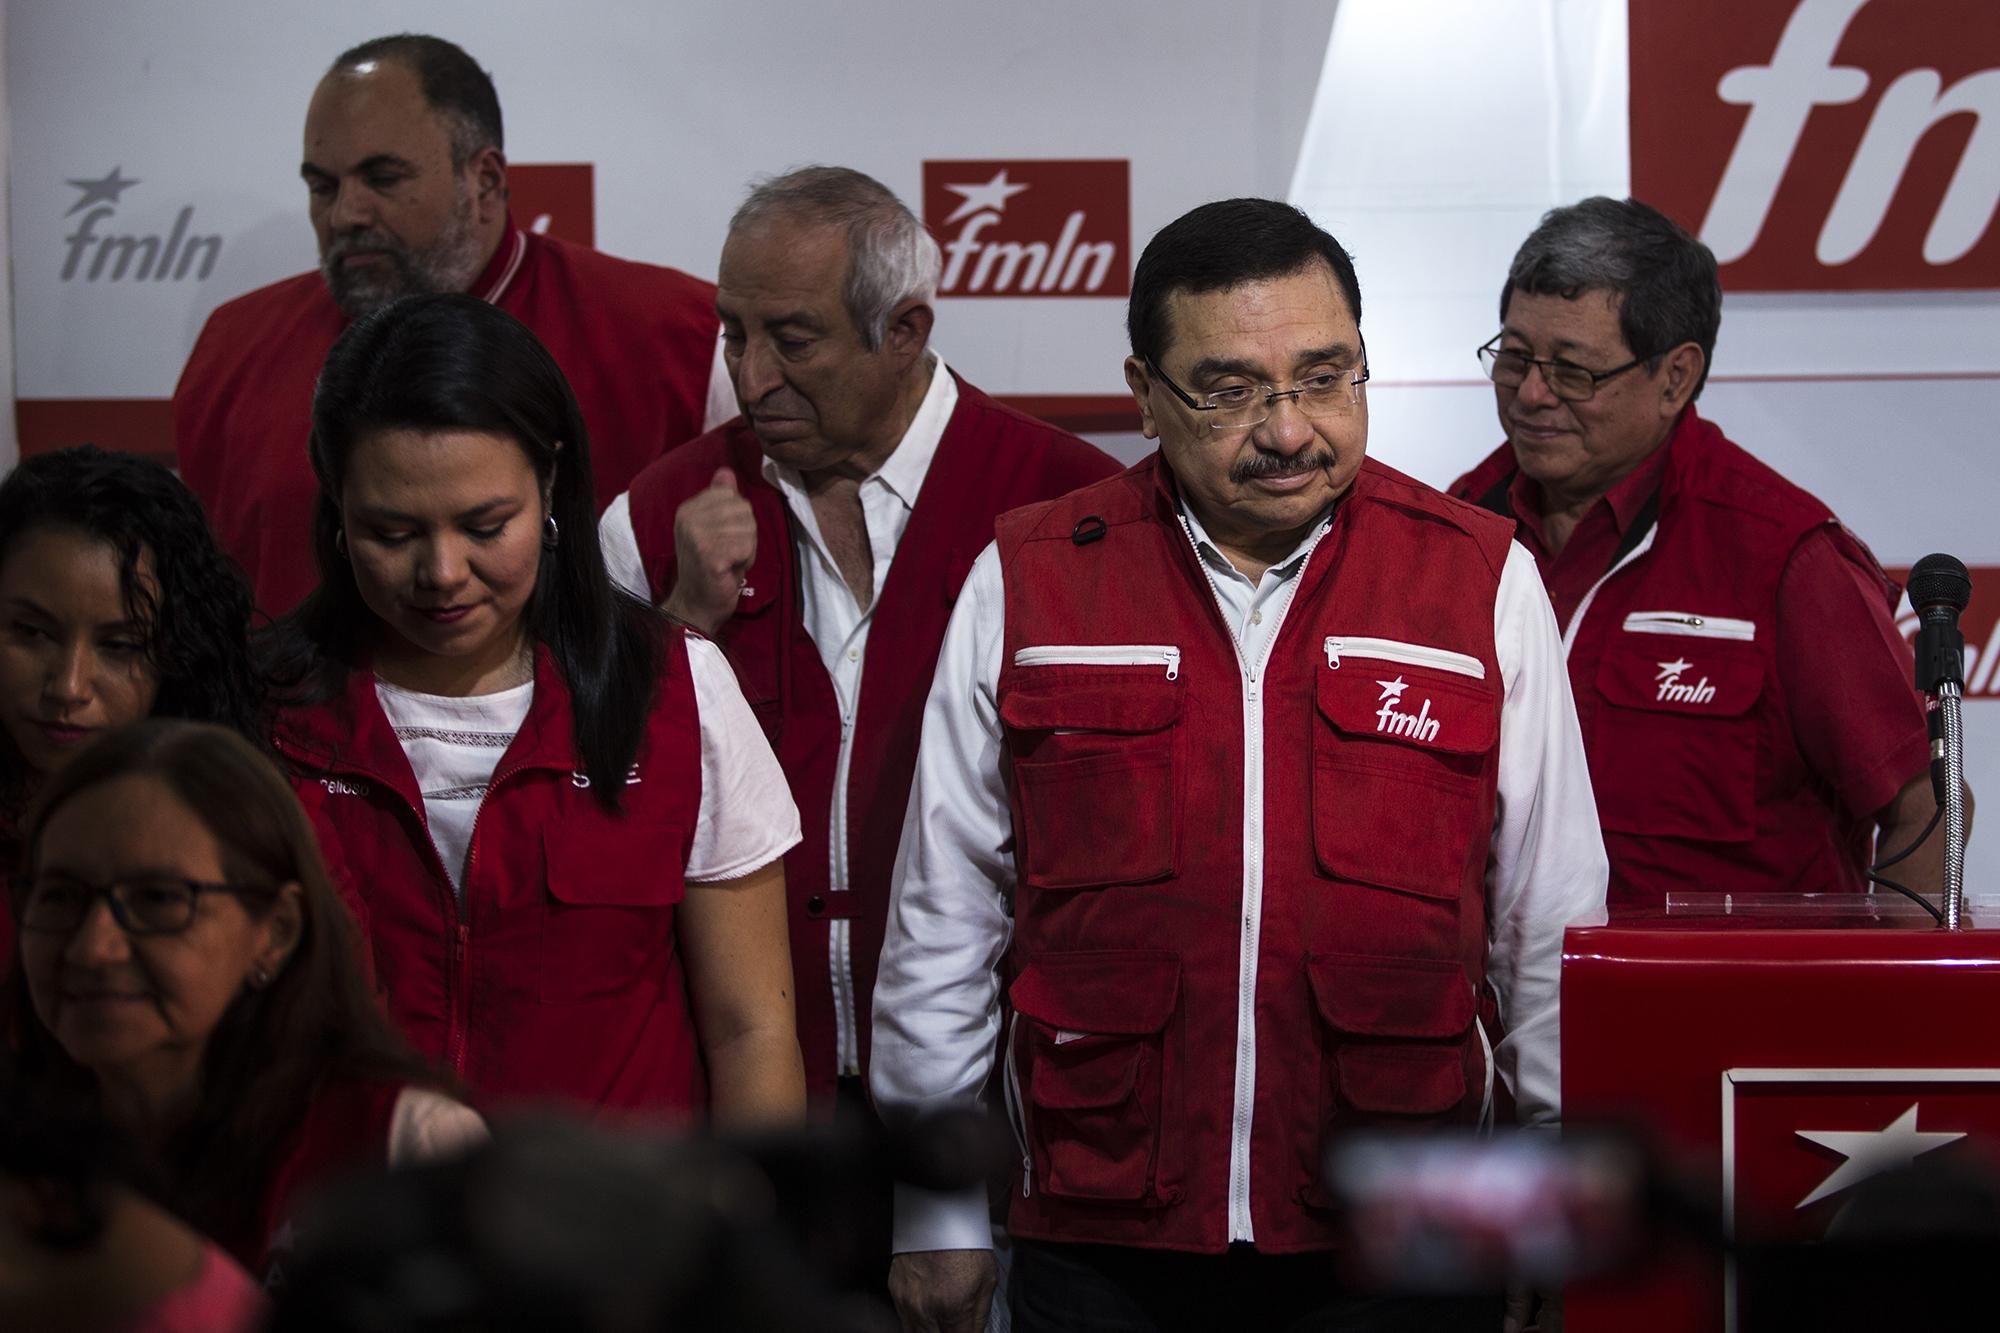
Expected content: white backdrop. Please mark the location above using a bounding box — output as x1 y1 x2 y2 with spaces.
9 0 1999 890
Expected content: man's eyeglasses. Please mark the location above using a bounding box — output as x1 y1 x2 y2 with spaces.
12 874 274 937
1477 335 1654 402
1146 351 1370 433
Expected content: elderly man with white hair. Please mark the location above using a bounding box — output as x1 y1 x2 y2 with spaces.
602 167 1117 1116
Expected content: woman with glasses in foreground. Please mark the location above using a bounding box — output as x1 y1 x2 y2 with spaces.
6 719 484 1276
262 294 805 1125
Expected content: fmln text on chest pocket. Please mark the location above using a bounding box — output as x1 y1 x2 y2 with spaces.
538 821 687 1004
1001 646 1184 891
1313 637 1499 897
1593 613 1765 842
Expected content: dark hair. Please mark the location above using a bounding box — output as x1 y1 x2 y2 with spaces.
331 34 503 168
1500 196 1723 398
1128 198 1363 365
4 720 445 1248
0 446 265 809
259 293 664 807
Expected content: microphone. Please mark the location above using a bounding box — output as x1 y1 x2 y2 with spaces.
1908 554 1972 805
1908 554 1971 694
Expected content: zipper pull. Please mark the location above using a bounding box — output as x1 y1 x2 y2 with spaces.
1324 636 1341 669
1022 1150 1033 1198
1164 648 1181 681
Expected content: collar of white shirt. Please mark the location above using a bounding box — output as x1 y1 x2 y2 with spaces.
759 356 959 510
1177 493 1332 590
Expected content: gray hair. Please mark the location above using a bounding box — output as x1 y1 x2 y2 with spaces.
731 166 941 351
1501 196 1722 398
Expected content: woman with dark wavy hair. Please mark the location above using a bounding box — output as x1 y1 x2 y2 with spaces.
7 719 484 1276
0 445 270 963
262 293 805 1125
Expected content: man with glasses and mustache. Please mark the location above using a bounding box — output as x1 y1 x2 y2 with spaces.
1450 197 1950 916
870 198 1607 1333
173 33 733 613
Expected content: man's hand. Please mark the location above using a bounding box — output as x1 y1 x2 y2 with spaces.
888 1249 996 1333
661 467 757 634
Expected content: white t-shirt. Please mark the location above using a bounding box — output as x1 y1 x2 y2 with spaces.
375 638 801 895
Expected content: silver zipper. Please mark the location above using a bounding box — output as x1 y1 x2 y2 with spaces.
1621 611 1756 642
1323 635 1486 679
1013 644 1182 680
1004 1010 1033 1198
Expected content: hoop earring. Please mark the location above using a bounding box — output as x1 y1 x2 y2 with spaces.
543 515 560 549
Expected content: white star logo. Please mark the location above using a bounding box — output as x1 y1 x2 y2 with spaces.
1794 1103 1965 1208
65 166 141 215
941 169 1031 226
1377 676 1408 703
1655 657 1693 682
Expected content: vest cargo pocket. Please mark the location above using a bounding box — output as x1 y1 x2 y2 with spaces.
1001 666 1182 890
1311 658 1498 897
539 821 687 1004
1010 950 1182 1204
1299 954 1477 1205
1592 639 1764 842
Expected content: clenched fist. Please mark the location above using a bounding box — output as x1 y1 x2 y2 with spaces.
662 467 757 634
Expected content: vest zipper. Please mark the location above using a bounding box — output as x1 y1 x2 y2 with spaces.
449 758 534 1080
1620 610 1757 642
1003 1009 1033 1198
1012 644 1182 679
1322 636 1487 679
1176 512 1329 1246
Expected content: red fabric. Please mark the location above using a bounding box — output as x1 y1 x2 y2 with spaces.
127 1241 267 1333
1504 443 1672 627
273 636 706 1115
237 1075 404 1276
174 224 719 613
993 454 1511 1254
625 377 1118 1098
1451 409 1928 912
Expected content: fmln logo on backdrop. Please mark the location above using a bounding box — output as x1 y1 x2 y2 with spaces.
60 166 223 282
922 160 1130 297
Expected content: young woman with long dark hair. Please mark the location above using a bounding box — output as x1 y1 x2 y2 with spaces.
7 719 484 1275
262 293 805 1123
0 445 271 964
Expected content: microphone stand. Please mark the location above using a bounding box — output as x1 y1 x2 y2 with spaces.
1940 681 1969 929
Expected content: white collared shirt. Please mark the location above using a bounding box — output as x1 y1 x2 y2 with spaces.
869 487 1610 1254
601 359 960 1077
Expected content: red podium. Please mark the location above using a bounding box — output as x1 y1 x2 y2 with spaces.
1562 902 2000 1331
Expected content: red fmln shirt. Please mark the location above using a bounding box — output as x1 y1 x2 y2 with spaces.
174 224 719 613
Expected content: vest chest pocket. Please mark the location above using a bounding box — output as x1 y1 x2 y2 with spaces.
1001 649 1183 891
1299 953 1476 1204
1010 951 1182 1204
539 821 687 1004
1312 639 1499 898
1591 628 1765 843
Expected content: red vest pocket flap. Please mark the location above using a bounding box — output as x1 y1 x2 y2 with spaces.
1306 954 1475 1038
1316 668 1497 755
543 823 688 906
1010 951 1181 1034
1001 678 1182 735
1337 1044 1468 1114
1028 1041 1142 1110
1595 644 1763 718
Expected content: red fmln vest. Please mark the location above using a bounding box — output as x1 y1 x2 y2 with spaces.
1452 409 1908 910
274 638 706 1115
175 224 718 613
242 1076 405 1278
626 376 1118 1096
995 455 1512 1254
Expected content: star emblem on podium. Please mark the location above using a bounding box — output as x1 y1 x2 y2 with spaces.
1794 1102 1965 1208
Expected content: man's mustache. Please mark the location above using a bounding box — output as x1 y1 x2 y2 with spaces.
1231 450 1336 484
